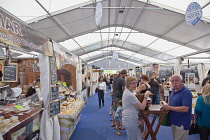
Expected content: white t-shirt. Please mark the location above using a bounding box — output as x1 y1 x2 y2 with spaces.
98 82 106 90
122 88 139 119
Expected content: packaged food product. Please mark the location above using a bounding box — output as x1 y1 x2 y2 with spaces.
17 113 24 121
4 111 11 119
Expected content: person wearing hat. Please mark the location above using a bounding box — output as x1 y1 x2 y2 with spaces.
111 69 127 127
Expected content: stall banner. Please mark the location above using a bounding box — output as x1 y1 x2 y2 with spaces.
53 42 78 68
0 8 48 54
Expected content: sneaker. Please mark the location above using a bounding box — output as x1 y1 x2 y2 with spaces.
109 112 112 115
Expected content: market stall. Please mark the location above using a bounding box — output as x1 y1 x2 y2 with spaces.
51 42 85 140
0 5 88 139
0 7 52 140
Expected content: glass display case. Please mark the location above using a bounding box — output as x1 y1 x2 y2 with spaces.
0 93 43 139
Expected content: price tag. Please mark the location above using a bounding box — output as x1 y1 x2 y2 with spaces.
49 100 60 117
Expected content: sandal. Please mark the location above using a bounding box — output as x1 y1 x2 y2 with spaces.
111 124 116 127
116 132 121 135
119 127 125 130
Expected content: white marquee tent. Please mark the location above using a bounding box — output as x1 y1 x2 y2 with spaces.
1 0 210 70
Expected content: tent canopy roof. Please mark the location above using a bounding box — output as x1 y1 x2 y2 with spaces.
2 0 210 69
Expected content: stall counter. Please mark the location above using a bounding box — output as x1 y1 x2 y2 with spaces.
2 109 43 140
58 101 85 140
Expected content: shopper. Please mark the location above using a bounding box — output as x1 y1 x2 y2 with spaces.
25 79 40 97
136 74 151 137
162 75 192 140
122 76 152 140
114 100 124 135
109 75 114 115
136 74 151 94
201 72 210 88
149 72 162 104
111 70 127 127
110 75 114 90
201 77 210 88
85 73 91 97
195 84 210 140
163 77 171 103
107 74 111 89
95 76 106 108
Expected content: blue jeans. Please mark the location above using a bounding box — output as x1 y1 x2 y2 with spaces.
152 94 160 105
98 90 104 107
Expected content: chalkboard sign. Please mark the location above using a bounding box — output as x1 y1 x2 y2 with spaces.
50 57 57 84
49 100 60 117
51 86 59 100
2 63 18 82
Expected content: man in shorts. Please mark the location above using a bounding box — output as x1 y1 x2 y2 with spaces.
111 69 127 127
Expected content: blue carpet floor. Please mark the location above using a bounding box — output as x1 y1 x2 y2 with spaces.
70 87 207 140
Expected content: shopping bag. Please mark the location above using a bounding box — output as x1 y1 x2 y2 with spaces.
189 123 199 135
160 114 171 126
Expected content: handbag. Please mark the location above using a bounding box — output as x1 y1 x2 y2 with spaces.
95 88 99 93
189 123 199 135
160 114 171 126
189 114 199 135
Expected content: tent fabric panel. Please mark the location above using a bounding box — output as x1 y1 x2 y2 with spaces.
123 1 146 26
89 58 138 70
165 22 210 45
147 38 180 52
134 5 184 35
126 32 158 47
166 46 197 57
188 35 210 50
60 39 81 51
29 18 68 41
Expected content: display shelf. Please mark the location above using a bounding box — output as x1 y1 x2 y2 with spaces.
58 101 85 140
58 101 85 119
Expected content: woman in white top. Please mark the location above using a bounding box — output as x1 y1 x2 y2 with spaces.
122 76 152 140
96 76 106 108
163 77 171 102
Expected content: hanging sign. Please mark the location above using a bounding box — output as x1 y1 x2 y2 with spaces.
49 100 60 117
0 8 48 54
2 63 18 82
185 2 202 26
95 1 103 26
112 52 118 61
51 86 59 100
50 56 58 84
